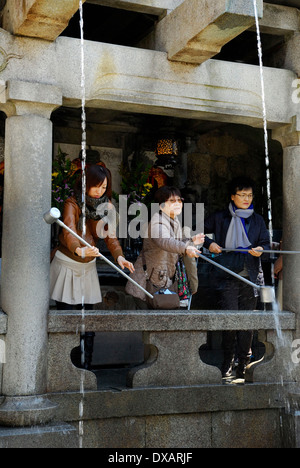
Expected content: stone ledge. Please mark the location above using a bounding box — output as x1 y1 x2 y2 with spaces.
48 310 296 333
48 382 296 423
0 422 78 448
6 80 62 106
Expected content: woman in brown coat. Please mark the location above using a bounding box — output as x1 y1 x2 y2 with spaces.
126 186 204 308
50 164 134 310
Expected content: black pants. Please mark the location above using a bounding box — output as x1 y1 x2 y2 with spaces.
133 297 149 310
219 279 257 362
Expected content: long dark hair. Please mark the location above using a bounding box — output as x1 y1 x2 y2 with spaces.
75 164 112 199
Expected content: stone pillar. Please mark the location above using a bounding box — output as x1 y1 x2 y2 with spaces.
273 120 300 447
273 120 300 325
276 33 300 77
0 80 62 426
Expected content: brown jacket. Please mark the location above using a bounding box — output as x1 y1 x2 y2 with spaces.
58 197 123 263
125 211 198 301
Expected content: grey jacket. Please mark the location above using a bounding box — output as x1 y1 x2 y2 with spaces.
125 211 198 301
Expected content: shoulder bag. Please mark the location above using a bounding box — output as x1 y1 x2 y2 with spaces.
142 251 180 310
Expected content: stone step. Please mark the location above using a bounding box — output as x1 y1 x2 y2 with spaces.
0 423 78 449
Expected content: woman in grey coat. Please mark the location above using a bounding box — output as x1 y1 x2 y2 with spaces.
126 186 204 308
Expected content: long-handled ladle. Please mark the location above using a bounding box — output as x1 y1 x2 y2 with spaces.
43 207 154 300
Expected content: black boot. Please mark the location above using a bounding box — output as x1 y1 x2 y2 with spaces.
221 357 234 378
235 359 250 379
80 332 95 370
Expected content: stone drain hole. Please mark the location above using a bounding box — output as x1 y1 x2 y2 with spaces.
71 331 147 389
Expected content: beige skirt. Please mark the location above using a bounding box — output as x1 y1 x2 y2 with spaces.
50 250 102 305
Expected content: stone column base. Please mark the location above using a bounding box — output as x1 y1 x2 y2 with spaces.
0 395 58 427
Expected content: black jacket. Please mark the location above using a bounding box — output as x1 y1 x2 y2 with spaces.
204 208 270 284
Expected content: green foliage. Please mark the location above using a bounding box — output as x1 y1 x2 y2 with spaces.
51 146 78 210
117 160 153 207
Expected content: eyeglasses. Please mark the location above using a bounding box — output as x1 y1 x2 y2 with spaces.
234 193 254 200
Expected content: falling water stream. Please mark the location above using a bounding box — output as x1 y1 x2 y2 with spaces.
253 0 286 354
253 0 274 279
79 0 87 449
253 0 284 335
253 1 296 438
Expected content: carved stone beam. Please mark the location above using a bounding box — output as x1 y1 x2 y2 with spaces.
149 0 263 64
2 0 87 41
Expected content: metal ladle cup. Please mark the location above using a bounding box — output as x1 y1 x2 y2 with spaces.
43 207 61 225
259 285 276 304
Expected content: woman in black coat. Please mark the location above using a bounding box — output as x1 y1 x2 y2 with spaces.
204 177 270 379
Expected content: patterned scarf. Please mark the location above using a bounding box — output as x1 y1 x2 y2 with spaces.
225 201 253 250
75 193 110 231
